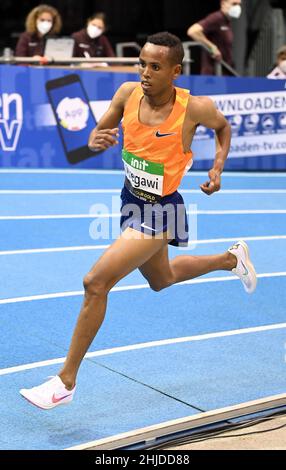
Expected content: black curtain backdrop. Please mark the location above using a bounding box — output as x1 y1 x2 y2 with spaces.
0 0 220 50
93 0 220 39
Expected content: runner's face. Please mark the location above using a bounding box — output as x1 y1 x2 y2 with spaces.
139 43 180 96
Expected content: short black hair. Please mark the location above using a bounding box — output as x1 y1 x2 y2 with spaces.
146 31 184 65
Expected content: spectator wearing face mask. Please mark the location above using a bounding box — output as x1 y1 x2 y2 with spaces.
15 4 62 58
72 12 115 59
187 0 242 75
267 45 286 79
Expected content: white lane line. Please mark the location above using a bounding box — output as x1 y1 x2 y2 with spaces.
190 210 286 215
0 169 286 177
0 169 124 175
0 235 285 256
186 190 286 194
0 189 286 194
189 172 286 178
1 209 286 220
189 235 286 244
0 245 111 255
0 271 285 305
0 214 119 220
0 189 122 194
1 322 286 376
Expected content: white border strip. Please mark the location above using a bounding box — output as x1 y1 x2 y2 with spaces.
1 209 286 220
1 189 286 194
0 235 285 256
1 322 286 377
65 393 286 450
0 271 285 305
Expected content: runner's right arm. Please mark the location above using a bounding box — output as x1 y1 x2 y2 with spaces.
88 82 137 152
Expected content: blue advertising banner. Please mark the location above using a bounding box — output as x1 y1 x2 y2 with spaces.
0 64 285 170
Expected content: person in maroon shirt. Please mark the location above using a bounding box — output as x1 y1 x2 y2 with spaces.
72 12 115 60
187 0 242 75
15 4 62 58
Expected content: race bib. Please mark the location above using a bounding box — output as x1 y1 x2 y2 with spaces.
122 149 164 202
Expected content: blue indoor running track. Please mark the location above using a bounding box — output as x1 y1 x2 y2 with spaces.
0 169 286 450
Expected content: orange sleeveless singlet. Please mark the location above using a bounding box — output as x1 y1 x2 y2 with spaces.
122 84 193 201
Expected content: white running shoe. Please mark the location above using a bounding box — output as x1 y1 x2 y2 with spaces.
228 240 257 294
20 376 75 410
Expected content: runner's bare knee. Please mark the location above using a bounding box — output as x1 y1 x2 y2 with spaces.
148 275 174 292
83 272 110 297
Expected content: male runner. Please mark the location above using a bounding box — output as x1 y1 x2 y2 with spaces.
20 32 257 409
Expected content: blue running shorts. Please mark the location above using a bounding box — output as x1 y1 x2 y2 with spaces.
120 185 189 247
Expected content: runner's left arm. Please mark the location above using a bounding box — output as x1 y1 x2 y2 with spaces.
192 96 231 195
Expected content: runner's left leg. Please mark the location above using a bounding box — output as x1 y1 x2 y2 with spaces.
139 245 236 292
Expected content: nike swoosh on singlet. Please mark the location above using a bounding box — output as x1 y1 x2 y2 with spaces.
155 131 177 138
52 393 71 403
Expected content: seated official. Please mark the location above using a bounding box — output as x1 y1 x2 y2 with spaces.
72 12 115 59
15 4 62 58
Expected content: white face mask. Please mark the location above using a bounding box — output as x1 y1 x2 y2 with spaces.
87 24 103 39
228 4 242 19
37 20 52 35
279 60 286 74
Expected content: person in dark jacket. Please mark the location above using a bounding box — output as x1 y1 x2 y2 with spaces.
15 4 62 58
187 0 242 75
72 12 115 59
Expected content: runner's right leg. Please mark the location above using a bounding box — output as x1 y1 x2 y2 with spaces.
58 228 169 389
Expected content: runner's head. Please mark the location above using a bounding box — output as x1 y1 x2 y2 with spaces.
139 32 184 96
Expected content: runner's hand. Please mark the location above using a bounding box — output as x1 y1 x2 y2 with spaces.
88 128 119 151
200 169 221 195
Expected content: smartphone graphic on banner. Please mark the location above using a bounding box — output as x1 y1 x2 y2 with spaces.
46 74 97 164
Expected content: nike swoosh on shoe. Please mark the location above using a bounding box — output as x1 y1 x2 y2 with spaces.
241 260 249 276
52 393 72 403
